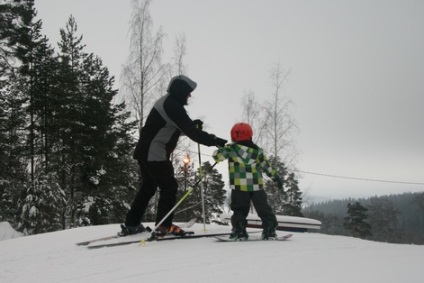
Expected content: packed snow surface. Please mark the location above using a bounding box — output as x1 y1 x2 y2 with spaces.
0 222 423 283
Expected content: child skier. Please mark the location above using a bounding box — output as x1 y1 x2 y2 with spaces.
213 122 283 240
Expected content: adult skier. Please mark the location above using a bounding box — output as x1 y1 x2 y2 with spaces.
121 75 227 236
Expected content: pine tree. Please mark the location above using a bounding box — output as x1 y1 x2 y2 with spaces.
174 161 226 223
52 15 139 227
1 0 71 233
18 172 66 234
367 196 399 242
282 172 304 216
1 3 137 231
8 2 74 232
0 67 26 224
53 15 87 227
343 202 372 239
265 157 303 216
28 32 58 174
0 0 54 184
0 0 32 225
198 161 226 222
75 57 138 225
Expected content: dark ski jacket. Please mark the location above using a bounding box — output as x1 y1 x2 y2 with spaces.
133 80 218 162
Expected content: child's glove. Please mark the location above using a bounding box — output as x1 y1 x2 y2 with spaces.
273 175 284 191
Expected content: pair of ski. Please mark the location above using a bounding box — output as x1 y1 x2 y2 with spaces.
84 231 236 249
76 219 292 249
76 218 197 249
82 232 292 249
77 218 216 248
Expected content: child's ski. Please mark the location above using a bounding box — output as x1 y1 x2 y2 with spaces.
215 233 293 242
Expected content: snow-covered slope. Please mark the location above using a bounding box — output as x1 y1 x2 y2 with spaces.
0 222 422 283
0 221 23 241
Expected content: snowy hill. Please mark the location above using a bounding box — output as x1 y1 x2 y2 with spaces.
0 222 23 241
0 222 422 283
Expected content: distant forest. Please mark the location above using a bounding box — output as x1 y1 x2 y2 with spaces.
302 192 424 245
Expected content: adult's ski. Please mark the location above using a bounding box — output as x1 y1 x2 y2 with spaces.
75 228 154 246
87 231 234 249
76 218 196 246
76 234 123 246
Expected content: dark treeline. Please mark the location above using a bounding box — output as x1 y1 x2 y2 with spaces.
303 192 424 244
0 1 138 234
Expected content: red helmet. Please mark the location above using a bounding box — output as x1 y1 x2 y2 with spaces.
231 123 253 142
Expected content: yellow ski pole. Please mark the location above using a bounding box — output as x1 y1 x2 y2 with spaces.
150 162 217 239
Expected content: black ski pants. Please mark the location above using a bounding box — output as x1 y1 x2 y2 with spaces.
125 160 178 228
230 189 277 230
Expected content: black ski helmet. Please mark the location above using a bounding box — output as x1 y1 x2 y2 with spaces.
167 75 197 105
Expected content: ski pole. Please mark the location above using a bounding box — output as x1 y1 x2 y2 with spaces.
197 142 207 232
195 122 207 232
150 162 217 239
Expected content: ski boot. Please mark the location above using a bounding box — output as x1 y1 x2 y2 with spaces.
118 223 146 237
155 224 189 237
229 221 249 241
261 219 278 240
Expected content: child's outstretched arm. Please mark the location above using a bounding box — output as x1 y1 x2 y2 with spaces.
212 145 231 163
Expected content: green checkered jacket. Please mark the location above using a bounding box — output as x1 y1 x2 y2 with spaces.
213 142 276 191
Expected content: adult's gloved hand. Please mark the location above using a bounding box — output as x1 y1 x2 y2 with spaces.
193 119 203 130
211 135 227 147
273 175 284 190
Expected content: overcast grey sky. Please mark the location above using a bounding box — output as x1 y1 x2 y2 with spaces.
35 0 424 201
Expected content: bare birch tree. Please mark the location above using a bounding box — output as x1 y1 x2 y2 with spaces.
121 0 167 134
240 63 298 165
263 63 298 167
168 33 192 165
240 90 264 145
173 33 187 76
240 63 302 214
